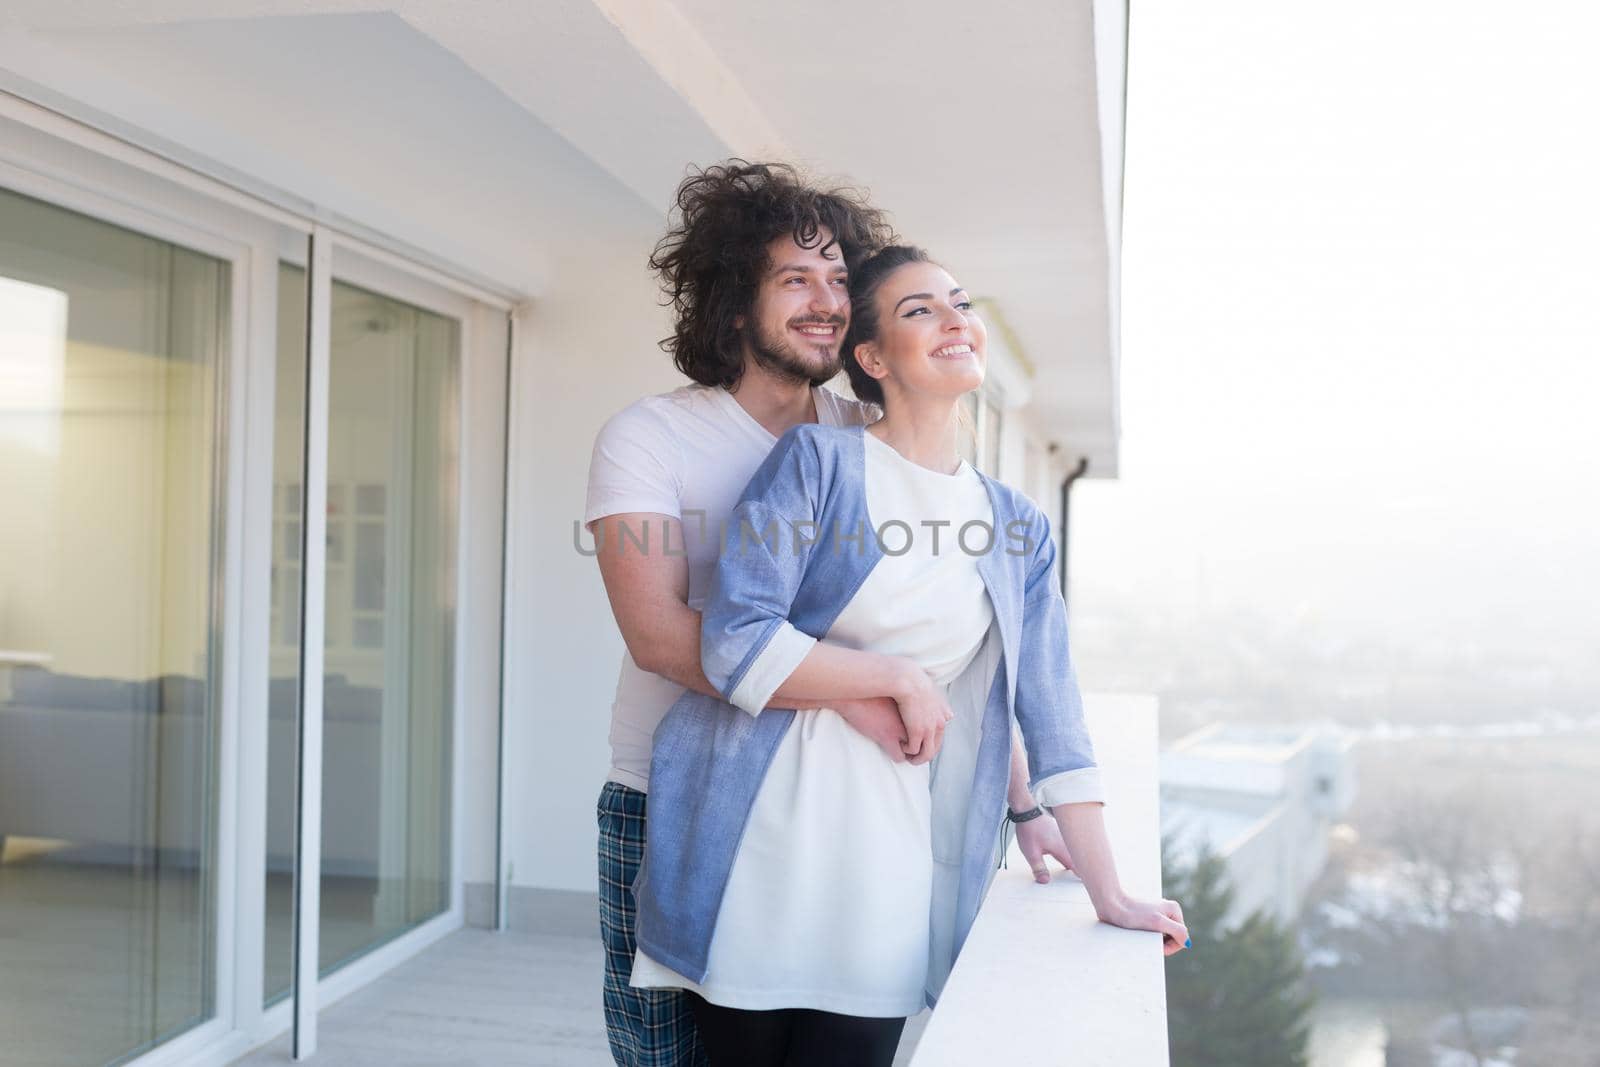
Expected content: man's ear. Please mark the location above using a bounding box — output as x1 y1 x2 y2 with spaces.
733 313 745 331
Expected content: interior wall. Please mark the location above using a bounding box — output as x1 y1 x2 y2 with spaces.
0 225 226 684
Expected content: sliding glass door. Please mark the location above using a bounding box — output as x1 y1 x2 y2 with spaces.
1 106 499 1066
0 186 228 1065
264 262 462 1003
317 277 458 971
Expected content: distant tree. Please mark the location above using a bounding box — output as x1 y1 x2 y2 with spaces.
1164 841 1314 1067
1515 1010 1600 1066
1376 784 1524 1066
1529 819 1600 1020
1313 786 1600 1064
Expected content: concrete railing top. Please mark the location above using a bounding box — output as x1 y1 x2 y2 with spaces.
911 692 1170 1067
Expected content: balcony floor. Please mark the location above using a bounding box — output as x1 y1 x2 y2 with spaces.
231 926 929 1066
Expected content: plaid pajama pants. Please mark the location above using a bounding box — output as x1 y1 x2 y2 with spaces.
597 781 709 1067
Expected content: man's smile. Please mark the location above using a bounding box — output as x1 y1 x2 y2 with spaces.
791 318 843 343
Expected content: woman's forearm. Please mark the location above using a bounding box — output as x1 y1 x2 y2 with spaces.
1052 802 1129 921
775 640 920 705
659 610 909 710
1007 726 1035 811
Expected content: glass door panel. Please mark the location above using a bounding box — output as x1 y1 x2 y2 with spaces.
265 262 463 999
316 277 458 973
316 278 457 979
0 185 227 1065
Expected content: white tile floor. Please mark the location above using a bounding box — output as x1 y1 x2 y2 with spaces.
0 844 211 1067
0 846 927 1067
230 927 930 1066
0 843 452 1067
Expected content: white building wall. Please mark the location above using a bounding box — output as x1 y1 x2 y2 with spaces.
502 261 679 894
1162 727 1355 928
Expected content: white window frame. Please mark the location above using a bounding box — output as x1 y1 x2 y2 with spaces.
977 382 1006 477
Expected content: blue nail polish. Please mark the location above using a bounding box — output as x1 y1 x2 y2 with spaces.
1184 938 1192 949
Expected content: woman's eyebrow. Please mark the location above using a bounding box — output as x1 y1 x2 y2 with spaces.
893 287 967 311
893 292 935 311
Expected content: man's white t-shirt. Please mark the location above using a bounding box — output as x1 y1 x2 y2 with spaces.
583 382 878 792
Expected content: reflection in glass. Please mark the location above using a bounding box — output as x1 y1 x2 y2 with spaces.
263 271 459 998
0 186 227 1064
318 280 458 972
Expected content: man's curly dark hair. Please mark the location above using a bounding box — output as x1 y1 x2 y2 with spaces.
649 160 896 388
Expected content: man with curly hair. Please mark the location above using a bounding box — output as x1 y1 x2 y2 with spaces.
582 162 1073 1065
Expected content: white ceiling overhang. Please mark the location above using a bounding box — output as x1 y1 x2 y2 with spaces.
0 0 1125 474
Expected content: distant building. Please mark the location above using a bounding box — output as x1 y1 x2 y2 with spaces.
1160 723 1356 927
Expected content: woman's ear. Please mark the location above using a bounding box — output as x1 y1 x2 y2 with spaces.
854 341 889 382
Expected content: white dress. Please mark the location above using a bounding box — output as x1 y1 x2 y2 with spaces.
632 431 1002 1016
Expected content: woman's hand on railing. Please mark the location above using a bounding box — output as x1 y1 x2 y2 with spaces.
1100 896 1189 957
1051 803 1188 955
1014 815 1074 883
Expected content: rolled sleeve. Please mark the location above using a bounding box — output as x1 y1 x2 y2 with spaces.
726 621 817 717
1033 766 1105 808
1012 504 1103 806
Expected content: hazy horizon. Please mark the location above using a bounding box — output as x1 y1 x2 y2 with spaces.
1072 2 1599 676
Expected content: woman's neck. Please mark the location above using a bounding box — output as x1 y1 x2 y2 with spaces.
867 394 964 475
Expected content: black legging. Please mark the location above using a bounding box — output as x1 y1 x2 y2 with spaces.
688 993 908 1067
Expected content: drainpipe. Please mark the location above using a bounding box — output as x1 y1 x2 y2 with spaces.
1058 456 1090 603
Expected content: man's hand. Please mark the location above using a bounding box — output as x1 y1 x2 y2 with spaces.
833 698 909 763
889 666 953 765
1014 813 1074 884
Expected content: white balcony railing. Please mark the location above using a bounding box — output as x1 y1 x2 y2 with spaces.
911 693 1170 1066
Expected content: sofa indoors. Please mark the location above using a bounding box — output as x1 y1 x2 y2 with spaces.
0 666 383 875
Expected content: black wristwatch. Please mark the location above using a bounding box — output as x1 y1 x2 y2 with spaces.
1006 804 1047 824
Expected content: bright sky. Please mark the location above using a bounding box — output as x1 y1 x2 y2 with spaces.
1072 3 1600 667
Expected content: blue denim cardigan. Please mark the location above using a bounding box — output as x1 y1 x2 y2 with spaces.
635 422 1102 987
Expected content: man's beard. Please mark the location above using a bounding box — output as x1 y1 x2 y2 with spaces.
747 316 844 387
